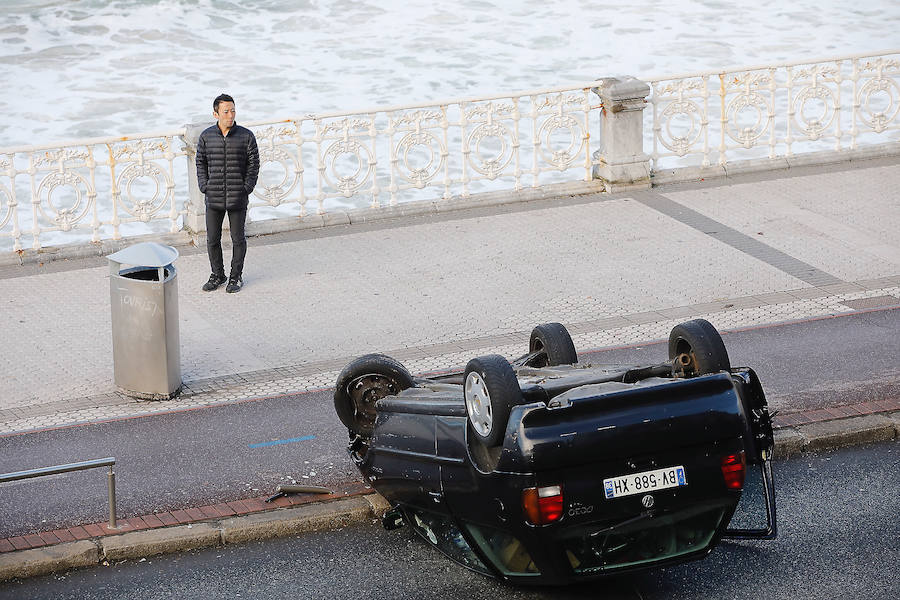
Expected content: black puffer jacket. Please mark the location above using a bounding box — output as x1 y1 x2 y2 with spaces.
196 123 260 211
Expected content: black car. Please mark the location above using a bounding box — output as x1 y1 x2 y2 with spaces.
334 319 776 585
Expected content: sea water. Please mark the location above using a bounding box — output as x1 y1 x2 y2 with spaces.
2 0 899 148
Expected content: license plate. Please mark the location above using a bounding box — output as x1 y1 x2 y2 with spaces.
603 465 687 499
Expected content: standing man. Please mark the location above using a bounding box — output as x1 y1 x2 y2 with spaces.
196 93 259 293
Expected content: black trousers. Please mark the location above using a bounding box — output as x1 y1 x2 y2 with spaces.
206 207 247 279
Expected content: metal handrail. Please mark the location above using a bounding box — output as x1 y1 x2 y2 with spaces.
0 457 119 529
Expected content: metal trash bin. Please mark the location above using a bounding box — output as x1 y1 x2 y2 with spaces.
108 242 181 400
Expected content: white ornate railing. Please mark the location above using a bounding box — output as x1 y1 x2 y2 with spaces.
1 131 188 252
240 83 602 218
2 50 899 256
646 50 900 169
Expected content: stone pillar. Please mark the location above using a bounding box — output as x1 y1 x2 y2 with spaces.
182 117 213 234
591 77 652 191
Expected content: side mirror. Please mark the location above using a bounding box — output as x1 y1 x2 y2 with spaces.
382 507 405 530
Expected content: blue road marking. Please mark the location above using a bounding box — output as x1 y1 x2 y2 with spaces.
248 435 315 449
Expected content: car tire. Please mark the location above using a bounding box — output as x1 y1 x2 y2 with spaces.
464 354 523 447
668 319 731 375
334 354 415 436
529 322 578 367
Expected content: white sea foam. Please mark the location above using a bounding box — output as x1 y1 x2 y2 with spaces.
2 0 899 147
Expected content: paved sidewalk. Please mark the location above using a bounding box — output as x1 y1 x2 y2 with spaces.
2 156 900 434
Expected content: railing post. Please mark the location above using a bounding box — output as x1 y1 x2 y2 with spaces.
182 117 213 234
591 76 652 192
107 465 118 529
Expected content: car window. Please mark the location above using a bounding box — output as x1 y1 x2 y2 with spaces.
563 504 727 573
406 509 490 574
464 523 541 576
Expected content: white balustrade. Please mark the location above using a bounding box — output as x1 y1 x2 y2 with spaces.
238 84 602 221
646 50 900 170
0 131 187 253
2 50 899 256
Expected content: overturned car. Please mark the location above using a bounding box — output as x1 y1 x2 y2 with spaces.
334 319 776 585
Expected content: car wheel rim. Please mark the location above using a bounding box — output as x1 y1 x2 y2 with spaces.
348 374 397 428
464 371 492 437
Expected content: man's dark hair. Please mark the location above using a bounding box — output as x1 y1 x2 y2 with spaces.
213 93 235 113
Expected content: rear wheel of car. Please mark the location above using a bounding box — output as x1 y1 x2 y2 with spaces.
529 322 578 367
464 354 522 447
668 319 731 375
334 354 415 436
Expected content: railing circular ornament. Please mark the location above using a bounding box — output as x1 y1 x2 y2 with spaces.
322 140 374 195
255 146 300 206
396 131 445 186
792 84 837 140
658 100 703 155
36 171 93 231
725 92 770 147
538 115 585 169
0 182 12 229
116 162 173 221
467 123 514 179
857 76 900 133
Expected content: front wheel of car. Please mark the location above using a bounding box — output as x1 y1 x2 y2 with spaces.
668 319 730 375
464 355 522 447
334 354 415 437
529 322 578 367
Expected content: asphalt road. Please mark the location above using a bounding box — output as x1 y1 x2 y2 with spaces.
3 441 897 600
0 308 898 539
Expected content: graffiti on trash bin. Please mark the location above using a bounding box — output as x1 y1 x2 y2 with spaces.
118 292 160 318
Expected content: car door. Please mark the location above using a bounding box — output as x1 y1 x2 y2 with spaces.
724 368 777 539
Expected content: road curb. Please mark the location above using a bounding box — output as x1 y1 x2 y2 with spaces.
0 496 379 583
0 415 897 583
219 497 371 545
774 414 898 458
101 523 222 562
0 540 99 581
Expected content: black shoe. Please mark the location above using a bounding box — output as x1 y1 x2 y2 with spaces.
225 276 243 293
202 273 227 291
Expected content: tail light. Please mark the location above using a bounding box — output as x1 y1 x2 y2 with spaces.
720 452 746 490
522 485 563 525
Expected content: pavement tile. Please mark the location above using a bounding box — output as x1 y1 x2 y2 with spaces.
69 526 92 540
106 522 133 533
49 529 76 543
808 409 837 422
169 510 192 524
184 507 205 521
157 513 179 527
817 283 867 294
38 531 61 545
226 500 251 515
141 514 165 529
270 496 293 508
242 498 269 513
212 503 237 517
9 537 30 551
778 413 806 426
856 401 883 414
23 534 45 548
125 517 150 531
0 539 15 553
752 292 797 304
198 505 223 519
874 399 900 411
787 288 829 300
82 524 104 538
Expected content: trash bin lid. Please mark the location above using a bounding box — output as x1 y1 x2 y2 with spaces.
108 242 179 267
